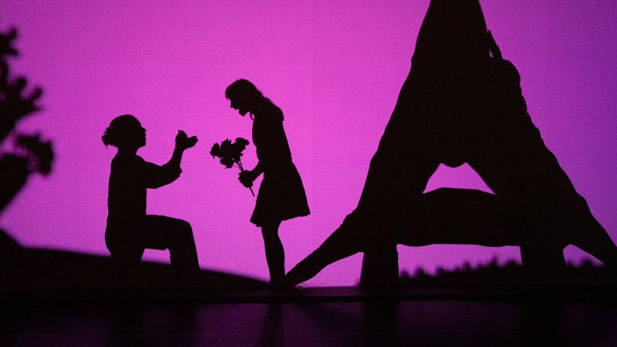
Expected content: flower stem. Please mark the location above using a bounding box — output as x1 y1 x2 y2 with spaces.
237 159 255 197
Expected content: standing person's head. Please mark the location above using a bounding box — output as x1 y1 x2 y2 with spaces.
102 114 146 150
225 79 263 117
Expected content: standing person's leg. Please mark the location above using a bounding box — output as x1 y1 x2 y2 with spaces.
143 215 199 271
261 220 284 285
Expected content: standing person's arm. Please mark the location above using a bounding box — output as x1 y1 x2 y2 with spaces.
239 149 265 188
250 161 265 178
239 117 278 187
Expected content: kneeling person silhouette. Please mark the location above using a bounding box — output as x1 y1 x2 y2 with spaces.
103 114 199 272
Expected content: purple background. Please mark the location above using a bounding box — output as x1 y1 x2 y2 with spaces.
1 0 616 286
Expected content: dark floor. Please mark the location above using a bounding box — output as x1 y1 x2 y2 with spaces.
3 287 617 347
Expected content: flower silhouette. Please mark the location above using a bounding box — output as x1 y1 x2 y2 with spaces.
210 137 254 196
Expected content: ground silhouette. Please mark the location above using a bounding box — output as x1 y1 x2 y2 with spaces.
0 238 268 295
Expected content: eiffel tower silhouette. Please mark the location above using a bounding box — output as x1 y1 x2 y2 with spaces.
286 0 617 287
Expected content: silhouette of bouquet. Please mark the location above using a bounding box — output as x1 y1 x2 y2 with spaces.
210 138 254 196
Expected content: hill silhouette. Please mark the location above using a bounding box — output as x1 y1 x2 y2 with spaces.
0 230 268 298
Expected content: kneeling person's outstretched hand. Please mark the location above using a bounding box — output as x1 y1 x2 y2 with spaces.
176 130 198 150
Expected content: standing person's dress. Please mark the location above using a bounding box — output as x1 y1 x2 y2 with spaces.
249 99 310 226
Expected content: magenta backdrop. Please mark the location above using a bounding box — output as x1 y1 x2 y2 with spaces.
1 0 616 286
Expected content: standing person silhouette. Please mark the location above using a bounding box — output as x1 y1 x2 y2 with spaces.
225 79 310 286
103 114 199 272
